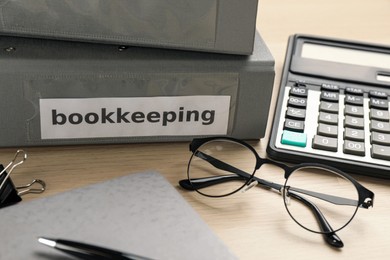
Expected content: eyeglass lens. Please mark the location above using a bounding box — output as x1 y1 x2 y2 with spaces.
188 139 257 197
284 167 359 233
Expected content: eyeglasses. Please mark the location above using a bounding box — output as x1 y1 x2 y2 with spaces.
179 137 374 248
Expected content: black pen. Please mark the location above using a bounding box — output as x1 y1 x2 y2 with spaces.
38 237 154 260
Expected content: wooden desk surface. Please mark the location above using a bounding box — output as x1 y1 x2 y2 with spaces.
1 0 389 259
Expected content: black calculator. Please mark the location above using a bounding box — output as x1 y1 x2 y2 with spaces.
267 34 390 178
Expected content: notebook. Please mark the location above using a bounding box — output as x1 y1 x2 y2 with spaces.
0 171 237 260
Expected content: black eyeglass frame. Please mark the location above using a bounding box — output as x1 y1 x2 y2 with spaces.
181 136 374 236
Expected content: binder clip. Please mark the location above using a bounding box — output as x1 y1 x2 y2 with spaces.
0 150 46 209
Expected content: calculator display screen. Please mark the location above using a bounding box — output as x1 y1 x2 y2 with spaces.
301 43 390 69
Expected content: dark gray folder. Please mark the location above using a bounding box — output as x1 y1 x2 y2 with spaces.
0 172 237 260
0 0 258 54
0 32 274 147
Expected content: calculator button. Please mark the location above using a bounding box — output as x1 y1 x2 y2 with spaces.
371 132 390 145
318 123 338 137
290 86 308 97
345 87 364 96
370 120 390 133
281 130 307 147
318 112 338 125
370 108 390 121
344 128 365 141
294 81 306 87
288 96 307 108
345 95 364 106
321 83 339 92
286 107 306 120
369 90 388 99
344 105 364 117
284 119 305 132
343 140 365 156
320 91 339 102
312 135 338 152
344 116 364 129
369 98 388 110
319 101 339 113
371 144 390 160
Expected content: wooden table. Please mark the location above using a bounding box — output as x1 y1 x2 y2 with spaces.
1 0 390 259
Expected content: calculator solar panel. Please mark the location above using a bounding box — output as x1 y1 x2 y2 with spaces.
267 34 390 178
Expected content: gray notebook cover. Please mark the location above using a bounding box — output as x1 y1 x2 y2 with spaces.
0 171 237 260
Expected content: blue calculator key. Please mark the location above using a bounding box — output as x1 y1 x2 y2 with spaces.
281 130 307 147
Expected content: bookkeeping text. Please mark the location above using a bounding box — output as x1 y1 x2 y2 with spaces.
51 107 215 126
39 96 230 139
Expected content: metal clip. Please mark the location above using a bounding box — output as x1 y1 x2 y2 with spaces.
0 150 27 191
0 150 46 208
16 179 46 196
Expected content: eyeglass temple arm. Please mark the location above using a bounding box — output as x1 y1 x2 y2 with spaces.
287 190 344 248
187 151 361 207
287 186 359 207
191 151 283 190
179 174 247 190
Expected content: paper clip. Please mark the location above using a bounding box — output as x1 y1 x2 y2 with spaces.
0 150 46 208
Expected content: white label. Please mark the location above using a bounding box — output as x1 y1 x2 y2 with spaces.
39 96 230 139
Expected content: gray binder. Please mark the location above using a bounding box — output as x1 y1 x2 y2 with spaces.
0 31 274 147
0 0 259 55
0 171 237 260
